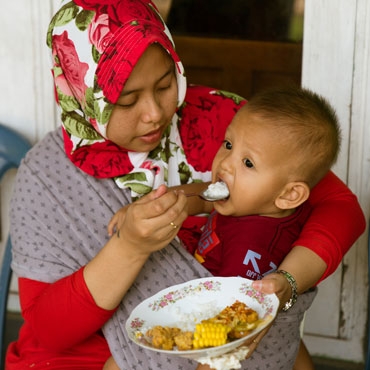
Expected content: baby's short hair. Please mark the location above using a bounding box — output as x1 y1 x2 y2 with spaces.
245 85 341 187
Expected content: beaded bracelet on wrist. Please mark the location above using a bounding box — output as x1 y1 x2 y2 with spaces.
275 270 298 311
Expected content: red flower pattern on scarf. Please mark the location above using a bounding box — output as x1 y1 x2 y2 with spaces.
63 129 134 178
179 86 246 172
96 21 176 104
88 13 113 53
107 0 161 30
52 31 89 104
73 0 118 11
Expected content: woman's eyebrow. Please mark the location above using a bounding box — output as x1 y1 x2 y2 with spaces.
120 67 174 97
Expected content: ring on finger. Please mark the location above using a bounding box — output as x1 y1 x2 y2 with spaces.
170 221 178 229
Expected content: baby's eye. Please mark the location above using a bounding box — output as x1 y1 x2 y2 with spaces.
223 140 232 150
243 158 254 168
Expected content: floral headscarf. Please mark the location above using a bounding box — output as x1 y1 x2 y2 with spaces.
47 0 192 197
47 0 245 250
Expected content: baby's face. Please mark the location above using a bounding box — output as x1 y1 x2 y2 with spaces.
211 107 294 217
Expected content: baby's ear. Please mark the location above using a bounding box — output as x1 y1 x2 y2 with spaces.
275 182 310 210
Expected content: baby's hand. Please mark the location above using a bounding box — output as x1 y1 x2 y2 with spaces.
252 273 292 312
108 206 128 236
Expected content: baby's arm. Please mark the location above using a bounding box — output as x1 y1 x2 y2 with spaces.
252 246 326 310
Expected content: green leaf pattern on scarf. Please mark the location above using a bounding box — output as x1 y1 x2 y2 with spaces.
57 86 80 113
61 111 103 141
115 172 152 199
84 88 97 119
126 183 153 198
116 172 148 183
91 45 101 64
99 102 114 125
47 2 79 47
149 125 173 164
75 10 95 31
178 161 192 183
213 90 245 105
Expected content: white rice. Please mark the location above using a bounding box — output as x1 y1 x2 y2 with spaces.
172 301 221 331
203 181 229 199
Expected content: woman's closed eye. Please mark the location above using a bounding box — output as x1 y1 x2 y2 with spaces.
157 81 172 91
115 96 137 109
157 75 175 92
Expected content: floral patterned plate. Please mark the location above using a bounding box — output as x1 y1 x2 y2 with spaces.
125 277 279 360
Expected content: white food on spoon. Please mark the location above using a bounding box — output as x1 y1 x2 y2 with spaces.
202 181 230 200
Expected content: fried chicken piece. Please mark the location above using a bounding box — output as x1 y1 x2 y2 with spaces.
174 331 193 350
208 301 259 339
146 326 181 350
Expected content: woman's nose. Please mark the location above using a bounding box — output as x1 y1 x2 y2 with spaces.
141 95 162 123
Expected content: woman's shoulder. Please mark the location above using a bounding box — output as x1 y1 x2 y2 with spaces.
19 126 81 184
24 126 65 162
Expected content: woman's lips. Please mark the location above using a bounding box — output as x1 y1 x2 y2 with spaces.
140 128 162 144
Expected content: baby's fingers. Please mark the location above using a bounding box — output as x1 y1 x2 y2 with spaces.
107 215 119 236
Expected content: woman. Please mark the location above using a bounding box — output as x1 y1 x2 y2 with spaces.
6 0 365 369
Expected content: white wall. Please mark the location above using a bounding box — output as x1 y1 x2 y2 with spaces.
0 1 58 142
0 0 59 311
302 0 370 363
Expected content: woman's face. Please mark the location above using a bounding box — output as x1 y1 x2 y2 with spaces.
106 44 178 152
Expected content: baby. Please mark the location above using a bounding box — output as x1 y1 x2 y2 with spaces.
195 85 341 277
194 85 341 370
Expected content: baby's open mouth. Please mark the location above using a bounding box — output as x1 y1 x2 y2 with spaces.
201 181 230 201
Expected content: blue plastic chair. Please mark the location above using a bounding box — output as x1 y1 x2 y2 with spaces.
0 123 31 364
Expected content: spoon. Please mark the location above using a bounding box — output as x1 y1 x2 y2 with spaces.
187 182 230 202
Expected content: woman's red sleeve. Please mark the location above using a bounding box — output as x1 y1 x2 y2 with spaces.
18 267 116 350
294 171 366 282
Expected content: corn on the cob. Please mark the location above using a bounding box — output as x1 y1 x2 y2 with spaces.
192 322 231 349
